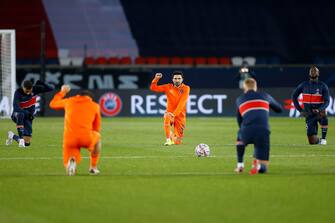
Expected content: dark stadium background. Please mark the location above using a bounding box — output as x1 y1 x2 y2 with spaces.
0 0 334 117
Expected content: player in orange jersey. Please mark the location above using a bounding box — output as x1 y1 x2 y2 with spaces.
49 85 101 176
150 71 190 146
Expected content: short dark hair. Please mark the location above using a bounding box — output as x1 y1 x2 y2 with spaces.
79 90 94 99
22 80 33 90
172 70 184 78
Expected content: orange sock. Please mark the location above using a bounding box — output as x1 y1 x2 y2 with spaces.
164 116 172 138
90 152 100 168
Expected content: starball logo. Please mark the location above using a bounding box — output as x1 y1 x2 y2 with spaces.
99 92 122 117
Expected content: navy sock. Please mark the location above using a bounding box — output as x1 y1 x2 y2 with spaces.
13 135 20 143
258 164 267 174
236 145 245 163
321 127 328 139
17 127 24 138
25 143 30 147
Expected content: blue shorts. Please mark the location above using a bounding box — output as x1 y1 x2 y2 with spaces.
305 115 327 136
239 127 270 161
11 113 33 137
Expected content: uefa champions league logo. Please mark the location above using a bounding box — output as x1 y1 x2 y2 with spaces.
99 92 122 117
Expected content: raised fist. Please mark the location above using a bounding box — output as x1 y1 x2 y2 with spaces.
61 85 71 94
155 73 163 79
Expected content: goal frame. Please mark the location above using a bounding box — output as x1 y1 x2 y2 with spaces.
0 29 16 117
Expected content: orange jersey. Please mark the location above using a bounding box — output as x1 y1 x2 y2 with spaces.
150 78 190 116
49 91 101 138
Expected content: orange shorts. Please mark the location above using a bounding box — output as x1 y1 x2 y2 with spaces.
62 131 100 167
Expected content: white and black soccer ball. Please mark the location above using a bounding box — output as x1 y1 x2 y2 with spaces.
195 143 210 157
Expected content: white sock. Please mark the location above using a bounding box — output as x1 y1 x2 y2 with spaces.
237 162 244 168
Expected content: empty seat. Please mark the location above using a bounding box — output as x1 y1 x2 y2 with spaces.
84 57 95 65
135 57 146 64
195 57 207 65
147 57 158 64
158 57 170 64
108 57 120 64
219 57 231 65
207 57 219 64
182 57 194 65
96 57 107 64
171 57 182 64
120 57 132 64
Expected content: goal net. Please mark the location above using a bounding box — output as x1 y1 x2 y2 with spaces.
0 30 16 118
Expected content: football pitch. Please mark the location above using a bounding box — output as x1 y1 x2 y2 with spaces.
0 117 334 223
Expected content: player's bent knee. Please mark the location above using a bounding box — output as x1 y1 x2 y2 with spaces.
308 135 319 144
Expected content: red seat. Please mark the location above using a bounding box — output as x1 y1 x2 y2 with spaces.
147 57 158 64
135 57 145 64
207 57 219 64
195 57 207 65
120 57 132 64
171 57 182 64
96 57 107 64
219 57 231 65
158 57 170 64
85 57 95 65
107 57 120 64
182 57 194 65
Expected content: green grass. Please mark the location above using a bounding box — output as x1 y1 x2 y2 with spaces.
0 117 334 223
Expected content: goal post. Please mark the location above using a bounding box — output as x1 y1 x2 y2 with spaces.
0 30 16 118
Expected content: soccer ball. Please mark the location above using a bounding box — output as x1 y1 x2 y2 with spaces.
195 144 210 157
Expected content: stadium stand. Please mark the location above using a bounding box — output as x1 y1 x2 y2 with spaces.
0 0 58 63
121 0 335 64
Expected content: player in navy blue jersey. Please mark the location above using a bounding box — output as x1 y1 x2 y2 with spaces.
5 80 54 148
235 78 283 174
292 66 330 145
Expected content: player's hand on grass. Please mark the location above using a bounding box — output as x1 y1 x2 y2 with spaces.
155 73 163 79
61 85 71 94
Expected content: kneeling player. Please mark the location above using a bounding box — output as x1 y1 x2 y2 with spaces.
6 80 54 147
49 85 101 176
235 78 283 174
292 66 330 145
150 71 190 146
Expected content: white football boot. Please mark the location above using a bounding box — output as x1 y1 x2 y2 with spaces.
164 138 174 146
18 139 26 148
5 131 14 145
67 158 76 176
320 139 327 145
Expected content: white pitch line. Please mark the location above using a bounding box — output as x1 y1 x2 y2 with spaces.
0 154 335 161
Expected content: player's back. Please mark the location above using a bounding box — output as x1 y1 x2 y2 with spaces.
237 91 273 130
64 95 100 136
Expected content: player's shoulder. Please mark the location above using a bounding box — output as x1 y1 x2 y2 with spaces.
318 80 328 87
92 101 100 110
182 83 190 89
236 94 244 105
15 88 22 94
299 80 309 86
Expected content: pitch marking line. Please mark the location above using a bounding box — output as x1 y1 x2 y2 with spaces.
0 154 335 160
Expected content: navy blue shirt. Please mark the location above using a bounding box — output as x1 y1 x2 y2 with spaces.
236 90 283 130
12 80 54 116
292 80 330 113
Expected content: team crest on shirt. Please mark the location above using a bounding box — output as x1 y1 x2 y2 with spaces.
99 92 122 117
